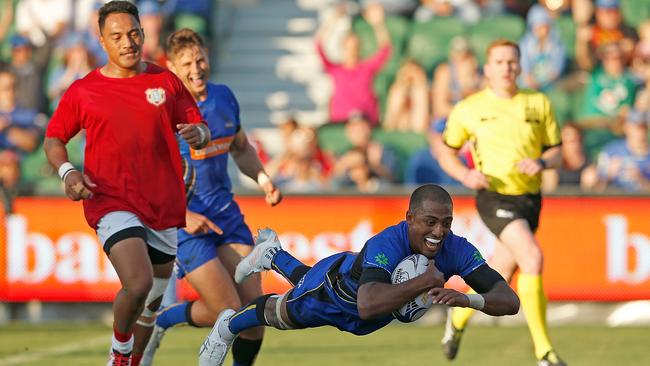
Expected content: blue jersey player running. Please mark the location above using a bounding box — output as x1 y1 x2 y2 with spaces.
140 29 282 366
198 184 520 366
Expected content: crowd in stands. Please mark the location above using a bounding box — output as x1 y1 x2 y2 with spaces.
0 0 212 210
274 0 650 194
1 0 649 210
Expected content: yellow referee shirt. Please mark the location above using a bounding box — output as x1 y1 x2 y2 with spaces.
443 88 561 195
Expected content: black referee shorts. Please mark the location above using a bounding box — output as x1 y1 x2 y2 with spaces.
476 190 542 238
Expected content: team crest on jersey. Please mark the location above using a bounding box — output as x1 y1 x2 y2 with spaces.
145 88 166 106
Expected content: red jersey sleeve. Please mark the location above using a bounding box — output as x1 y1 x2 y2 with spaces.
45 84 81 143
168 72 203 131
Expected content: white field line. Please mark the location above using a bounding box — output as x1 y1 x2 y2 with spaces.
0 335 109 365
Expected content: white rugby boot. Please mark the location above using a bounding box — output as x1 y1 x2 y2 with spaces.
198 309 236 366
234 228 281 284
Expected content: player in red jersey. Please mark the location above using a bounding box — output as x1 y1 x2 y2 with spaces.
43 2 210 365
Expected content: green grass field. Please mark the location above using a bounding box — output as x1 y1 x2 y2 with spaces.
0 322 646 365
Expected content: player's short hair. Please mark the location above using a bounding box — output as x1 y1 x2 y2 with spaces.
98 1 140 33
166 28 206 60
409 184 453 212
485 39 520 61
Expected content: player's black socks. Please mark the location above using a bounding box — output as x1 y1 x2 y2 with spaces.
232 337 263 366
185 301 200 327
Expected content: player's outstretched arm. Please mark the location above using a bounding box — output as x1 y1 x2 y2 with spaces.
230 129 282 206
44 137 96 201
429 264 519 316
357 262 445 320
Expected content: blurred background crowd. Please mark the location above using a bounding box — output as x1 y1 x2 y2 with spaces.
1 0 650 210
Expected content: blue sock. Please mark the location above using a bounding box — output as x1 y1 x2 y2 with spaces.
229 295 271 334
272 250 310 285
156 301 192 329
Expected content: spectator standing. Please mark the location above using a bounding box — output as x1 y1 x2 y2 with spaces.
315 2 391 125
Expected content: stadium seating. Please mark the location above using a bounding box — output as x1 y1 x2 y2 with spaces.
545 87 572 126
556 14 576 61
317 123 428 183
620 0 650 28
468 15 526 65
406 18 466 74
21 134 85 195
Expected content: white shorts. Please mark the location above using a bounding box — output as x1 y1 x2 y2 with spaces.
96 211 177 259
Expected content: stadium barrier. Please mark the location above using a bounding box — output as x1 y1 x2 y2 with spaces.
1 196 649 302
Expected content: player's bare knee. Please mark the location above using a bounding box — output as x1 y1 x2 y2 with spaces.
128 281 153 305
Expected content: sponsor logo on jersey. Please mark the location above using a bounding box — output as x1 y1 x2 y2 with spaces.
374 253 389 266
472 250 484 262
190 135 235 160
145 88 166 106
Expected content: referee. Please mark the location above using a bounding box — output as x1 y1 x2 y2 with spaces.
438 39 565 366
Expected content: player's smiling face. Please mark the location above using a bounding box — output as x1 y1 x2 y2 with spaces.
168 46 210 101
406 199 453 258
100 12 144 70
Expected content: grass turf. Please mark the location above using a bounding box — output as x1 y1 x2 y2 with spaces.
0 322 646 365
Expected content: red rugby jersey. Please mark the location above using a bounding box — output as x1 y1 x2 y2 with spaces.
46 63 203 230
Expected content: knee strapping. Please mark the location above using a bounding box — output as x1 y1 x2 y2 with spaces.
263 294 294 330
136 277 170 326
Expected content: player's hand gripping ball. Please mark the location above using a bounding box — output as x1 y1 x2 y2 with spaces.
391 254 434 322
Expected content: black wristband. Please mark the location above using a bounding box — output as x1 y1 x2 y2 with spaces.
537 158 547 170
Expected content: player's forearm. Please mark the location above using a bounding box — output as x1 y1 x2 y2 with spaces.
43 137 71 170
231 139 267 184
540 146 562 170
480 282 520 316
438 145 469 182
357 279 433 320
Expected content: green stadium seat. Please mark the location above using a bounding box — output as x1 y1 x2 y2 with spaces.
353 16 412 59
317 124 351 156
317 124 427 183
620 0 650 28
468 15 526 65
174 13 209 38
545 87 572 126
556 15 576 61
20 134 85 195
406 18 466 74
374 129 428 182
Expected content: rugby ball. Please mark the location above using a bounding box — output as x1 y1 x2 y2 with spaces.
391 254 433 322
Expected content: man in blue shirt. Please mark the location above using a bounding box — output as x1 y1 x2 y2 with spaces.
199 184 520 366
138 29 281 366
0 67 43 211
